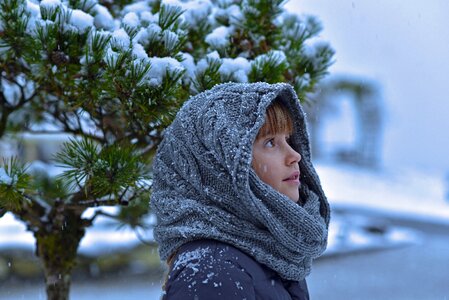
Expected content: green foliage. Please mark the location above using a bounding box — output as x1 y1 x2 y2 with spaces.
0 157 30 211
68 0 96 13
249 50 288 83
184 18 211 58
29 170 69 204
0 0 31 59
192 56 222 94
140 4 188 59
158 4 184 31
55 138 151 201
238 0 284 54
54 138 100 193
97 0 135 18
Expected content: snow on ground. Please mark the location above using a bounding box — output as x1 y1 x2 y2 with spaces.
0 276 163 300
316 163 449 225
325 211 420 256
0 208 154 257
1 163 446 257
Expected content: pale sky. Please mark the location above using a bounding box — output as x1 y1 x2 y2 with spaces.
286 0 449 173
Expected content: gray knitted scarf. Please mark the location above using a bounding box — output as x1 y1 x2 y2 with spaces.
151 82 330 281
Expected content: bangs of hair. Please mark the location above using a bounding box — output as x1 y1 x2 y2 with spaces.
256 100 293 139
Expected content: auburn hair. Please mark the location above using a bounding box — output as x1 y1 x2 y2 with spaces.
256 99 294 139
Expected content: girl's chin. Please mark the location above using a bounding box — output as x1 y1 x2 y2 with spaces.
284 192 299 202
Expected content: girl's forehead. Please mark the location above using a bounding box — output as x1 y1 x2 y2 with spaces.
255 127 293 139
256 100 293 136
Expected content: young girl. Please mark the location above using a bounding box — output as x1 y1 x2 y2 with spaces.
151 82 330 299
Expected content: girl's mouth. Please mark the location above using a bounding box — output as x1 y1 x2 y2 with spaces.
283 171 300 184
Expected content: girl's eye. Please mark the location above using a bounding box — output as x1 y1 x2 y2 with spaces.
265 139 275 148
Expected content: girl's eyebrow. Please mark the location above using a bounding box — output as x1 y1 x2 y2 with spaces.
255 132 274 140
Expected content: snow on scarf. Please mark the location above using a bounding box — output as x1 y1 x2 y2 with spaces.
150 82 330 281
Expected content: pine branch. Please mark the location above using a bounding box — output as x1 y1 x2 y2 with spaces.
50 111 105 143
0 81 38 137
134 227 157 246
136 140 159 158
20 129 102 142
84 209 120 224
0 157 30 211
65 197 119 209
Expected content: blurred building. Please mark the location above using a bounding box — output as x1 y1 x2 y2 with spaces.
305 75 384 168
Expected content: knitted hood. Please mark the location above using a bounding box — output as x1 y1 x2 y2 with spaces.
151 82 330 281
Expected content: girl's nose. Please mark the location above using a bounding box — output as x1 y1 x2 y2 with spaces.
286 145 301 165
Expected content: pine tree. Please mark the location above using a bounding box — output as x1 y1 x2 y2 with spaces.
0 0 334 299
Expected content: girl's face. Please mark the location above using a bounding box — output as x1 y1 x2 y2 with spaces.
252 131 302 202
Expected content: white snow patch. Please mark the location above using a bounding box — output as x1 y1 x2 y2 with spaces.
179 52 196 79
112 28 130 49
141 23 162 45
105 48 119 66
226 4 243 25
141 11 158 24
205 26 232 48
220 57 251 82
39 0 61 9
26 0 41 18
70 9 94 32
147 57 184 86
254 50 287 67
196 51 221 74
0 168 14 185
1 77 20 105
164 0 212 27
0 213 35 251
81 207 155 256
94 4 114 30
123 1 151 14
326 212 420 256
162 30 179 51
206 51 220 60
132 43 148 60
0 74 35 105
123 12 140 28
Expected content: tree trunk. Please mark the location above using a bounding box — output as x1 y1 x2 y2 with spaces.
35 211 85 300
43 270 71 300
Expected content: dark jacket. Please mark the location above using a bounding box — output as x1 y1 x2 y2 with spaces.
163 239 310 300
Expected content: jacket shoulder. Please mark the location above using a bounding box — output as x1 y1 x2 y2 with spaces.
163 239 309 300
164 239 255 300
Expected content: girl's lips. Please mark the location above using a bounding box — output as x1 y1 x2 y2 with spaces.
283 171 300 181
283 178 300 185
283 171 300 185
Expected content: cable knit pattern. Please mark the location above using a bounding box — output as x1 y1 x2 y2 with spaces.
150 82 330 281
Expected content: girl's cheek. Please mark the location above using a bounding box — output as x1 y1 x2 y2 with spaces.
255 162 268 173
